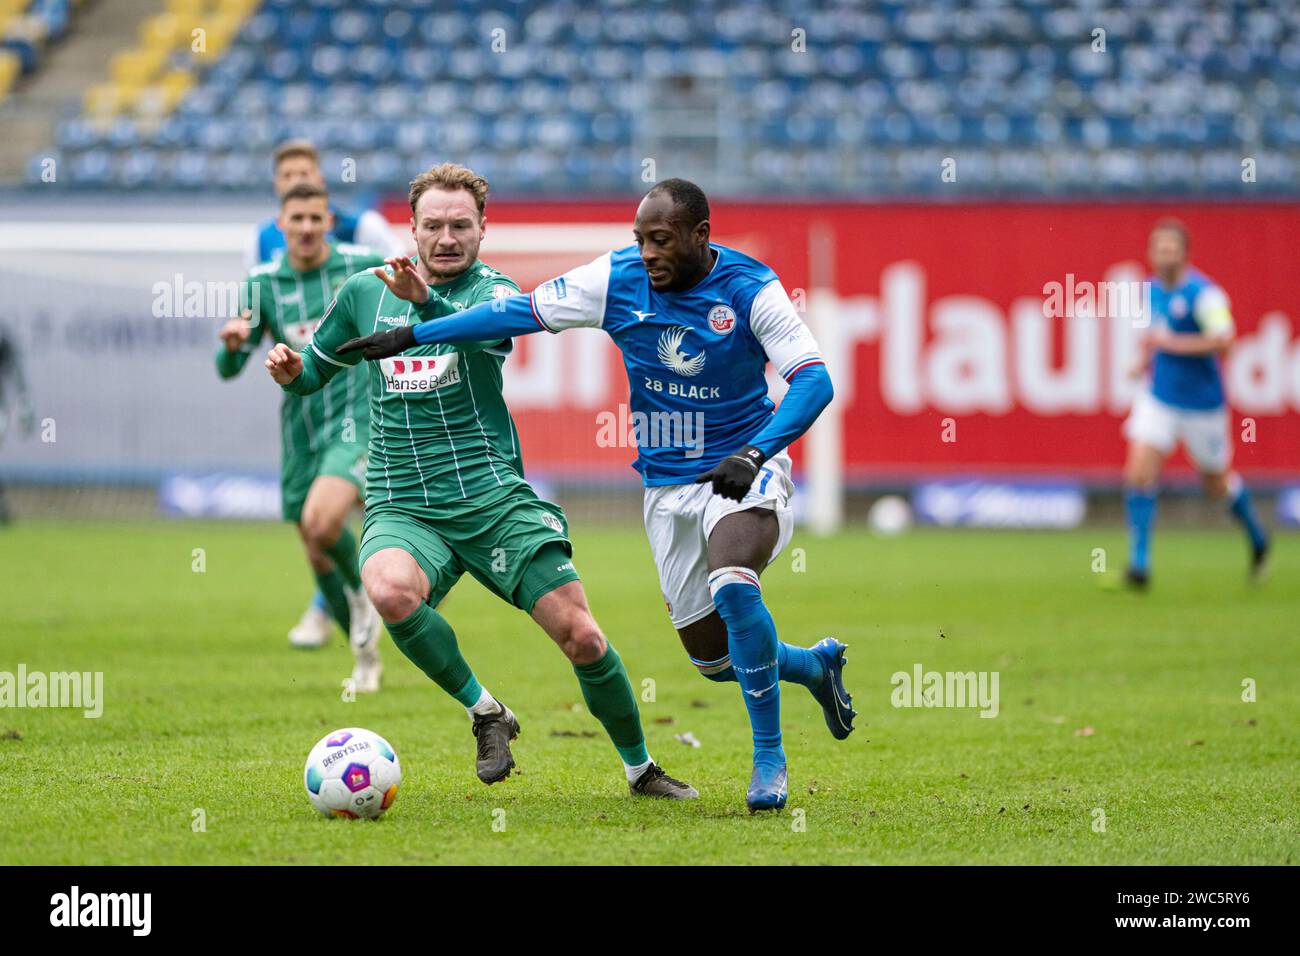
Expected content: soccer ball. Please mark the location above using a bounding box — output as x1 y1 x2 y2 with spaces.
303 727 401 819
867 494 913 536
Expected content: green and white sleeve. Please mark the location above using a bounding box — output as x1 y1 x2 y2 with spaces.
215 277 269 379
283 278 361 397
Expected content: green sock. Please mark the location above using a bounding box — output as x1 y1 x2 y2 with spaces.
313 568 351 633
323 527 361 590
573 643 649 767
386 603 482 707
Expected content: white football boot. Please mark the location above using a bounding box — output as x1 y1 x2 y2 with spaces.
346 586 383 692
288 600 332 649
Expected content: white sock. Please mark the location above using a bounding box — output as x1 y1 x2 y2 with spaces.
467 687 501 718
624 757 654 783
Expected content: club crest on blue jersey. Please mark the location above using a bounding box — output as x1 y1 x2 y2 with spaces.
708 304 737 335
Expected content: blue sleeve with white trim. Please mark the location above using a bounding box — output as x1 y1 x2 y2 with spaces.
411 294 542 346
749 363 834 459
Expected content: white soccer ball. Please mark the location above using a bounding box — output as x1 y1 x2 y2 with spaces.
867 495 913 536
304 727 401 819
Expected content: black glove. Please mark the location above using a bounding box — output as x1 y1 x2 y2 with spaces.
694 444 765 501
337 325 416 360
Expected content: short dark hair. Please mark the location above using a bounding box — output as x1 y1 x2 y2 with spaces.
646 178 710 228
1151 217 1190 250
280 181 329 206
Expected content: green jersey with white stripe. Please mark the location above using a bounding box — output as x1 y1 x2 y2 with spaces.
217 243 386 459
283 259 525 515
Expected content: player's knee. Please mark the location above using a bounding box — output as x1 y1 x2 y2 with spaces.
362 568 421 623
1203 474 1228 498
302 540 331 573
300 509 342 552
708 568 764 627
1125 471 1157 492
559 615 606 665
1123 461 1154 489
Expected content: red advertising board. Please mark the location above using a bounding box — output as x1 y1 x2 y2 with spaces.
380 199 1300 483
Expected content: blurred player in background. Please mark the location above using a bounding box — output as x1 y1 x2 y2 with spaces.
267 164 696 800
217 182 386 690
1122 219 1271 588
246 139 406 269
249 139 408 648
338 179 853 812
0 325 36 524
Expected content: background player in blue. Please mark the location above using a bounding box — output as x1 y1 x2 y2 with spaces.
1123 219 1270 588
244 139 406 270
246 139 407 649
337 179 856 812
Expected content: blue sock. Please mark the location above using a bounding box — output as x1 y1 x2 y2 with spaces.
311 589 328 611
1124 487 1157 574
1227 479 1268 551
708 567 783 771
777 643 824 690
691 644 824 689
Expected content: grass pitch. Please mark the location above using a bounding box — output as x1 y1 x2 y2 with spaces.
0 519 1295 865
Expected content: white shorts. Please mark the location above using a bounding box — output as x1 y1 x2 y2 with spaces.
642 450 795 629
1123 391 1232 472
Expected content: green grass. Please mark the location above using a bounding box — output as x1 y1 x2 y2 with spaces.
0 520 1296 865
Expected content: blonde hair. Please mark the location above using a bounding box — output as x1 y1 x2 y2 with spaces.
273 138 320 169
408 162 489 217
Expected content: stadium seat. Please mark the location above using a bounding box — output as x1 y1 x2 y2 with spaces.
20 0 1300 194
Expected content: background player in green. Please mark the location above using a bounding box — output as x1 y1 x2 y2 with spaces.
265 163 695 799
216 181 384 692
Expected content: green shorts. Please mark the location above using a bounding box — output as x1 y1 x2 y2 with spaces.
281 438 367 523
359 483 579 612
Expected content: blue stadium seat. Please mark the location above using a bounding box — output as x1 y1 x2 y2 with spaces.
26 0 1300 194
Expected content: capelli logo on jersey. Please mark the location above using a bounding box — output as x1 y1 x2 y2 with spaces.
376 314 408 327
657 326 706 377
380 354 460 393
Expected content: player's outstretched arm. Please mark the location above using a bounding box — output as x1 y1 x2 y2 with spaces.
337 294 543 360
339 254 609 360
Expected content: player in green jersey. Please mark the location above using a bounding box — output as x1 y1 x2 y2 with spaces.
266 164 695 799
216 182 385 692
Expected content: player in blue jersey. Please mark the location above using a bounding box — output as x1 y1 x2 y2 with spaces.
1122 219 1270 588
244 139 406 270
247 139 408 649
336 179 855 811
